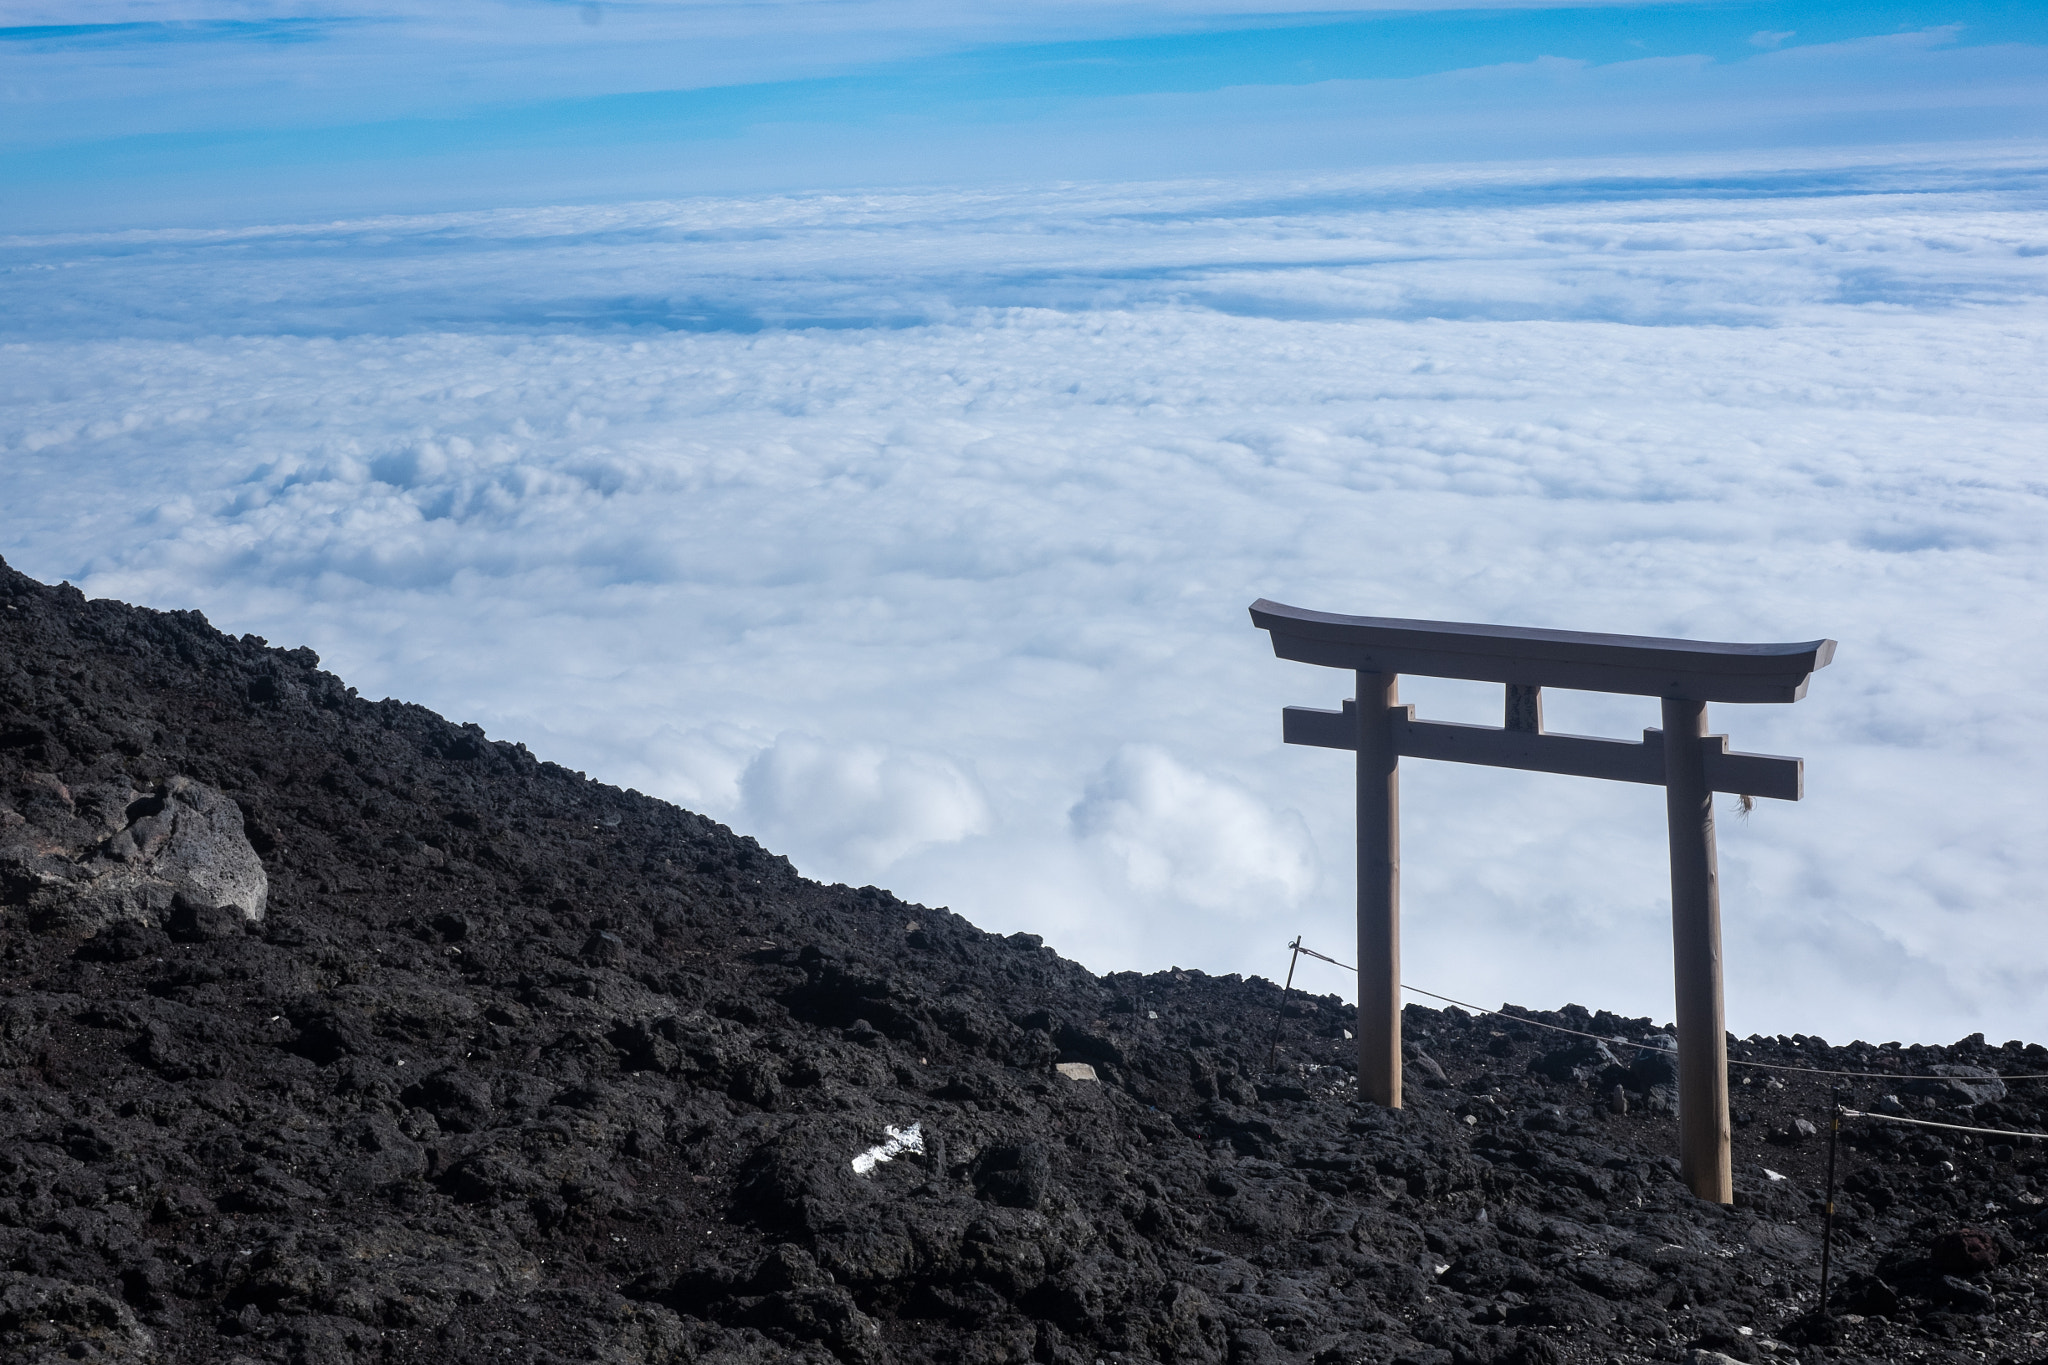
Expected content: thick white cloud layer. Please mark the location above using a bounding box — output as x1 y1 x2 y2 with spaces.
4 150 2047 1045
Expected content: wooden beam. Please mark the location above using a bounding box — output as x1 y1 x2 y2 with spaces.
1253 599 1835 704
1356 672 1401 1110
1664 697 1734 1204
1506 683 1543 734
1282 703 1803 801
1403 712 1657 784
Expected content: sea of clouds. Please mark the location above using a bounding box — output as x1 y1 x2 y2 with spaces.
4 146 2046 1044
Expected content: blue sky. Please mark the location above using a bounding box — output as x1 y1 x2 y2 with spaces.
3 2 2045 228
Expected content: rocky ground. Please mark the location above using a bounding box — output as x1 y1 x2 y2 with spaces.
2 553 2046 1365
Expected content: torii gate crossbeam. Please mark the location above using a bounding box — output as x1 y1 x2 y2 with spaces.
1251 599 1836 1204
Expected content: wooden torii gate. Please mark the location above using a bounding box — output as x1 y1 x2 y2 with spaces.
1250 599 1835 1204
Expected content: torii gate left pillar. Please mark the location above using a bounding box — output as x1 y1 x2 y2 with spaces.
1252 601 1835 1204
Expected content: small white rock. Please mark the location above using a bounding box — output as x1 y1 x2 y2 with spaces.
1055 1062 1099 1082
850 1122 924 1176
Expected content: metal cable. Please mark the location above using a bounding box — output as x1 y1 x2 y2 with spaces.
1282 939 2048 1081
1839 1108 2048 1141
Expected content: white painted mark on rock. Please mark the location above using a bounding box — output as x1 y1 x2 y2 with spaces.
850 1122 924 1176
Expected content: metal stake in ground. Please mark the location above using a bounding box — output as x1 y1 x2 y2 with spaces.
1251 600 1834 1203
1265 937 1306 1073
1820 1091 1842 1320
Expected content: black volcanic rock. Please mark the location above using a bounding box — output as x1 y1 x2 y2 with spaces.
2 554 2047 1365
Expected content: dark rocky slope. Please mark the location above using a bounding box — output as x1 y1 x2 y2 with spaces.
1 555 2044 1365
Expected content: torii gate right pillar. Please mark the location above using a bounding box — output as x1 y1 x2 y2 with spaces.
1356 670 1401 1109
1663 697 1733 1204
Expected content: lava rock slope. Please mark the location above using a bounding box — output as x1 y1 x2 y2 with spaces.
1 555 2045 1365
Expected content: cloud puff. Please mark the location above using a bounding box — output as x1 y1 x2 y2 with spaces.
740 732 990 879
3 151 2047 1045
1071 745 1317 916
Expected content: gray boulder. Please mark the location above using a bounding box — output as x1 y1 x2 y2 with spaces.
0 1272 157 1365
1 775 266 932
1902 1064 2007 1107
1629 1035 1681 1114
1528 1039 1620 1086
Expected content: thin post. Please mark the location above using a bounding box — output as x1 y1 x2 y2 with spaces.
1820 1091 1841 1317
1265 937 1305 1072
1662 695 1732 1202
1357 670 1401 1108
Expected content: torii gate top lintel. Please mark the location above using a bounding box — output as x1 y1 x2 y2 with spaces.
1250 598 1836 703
